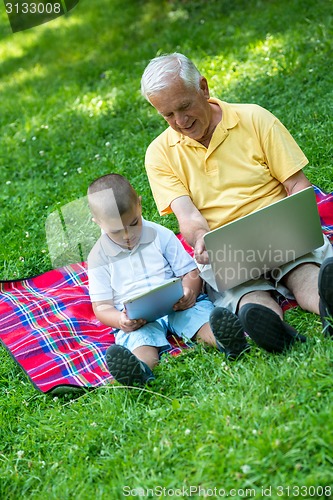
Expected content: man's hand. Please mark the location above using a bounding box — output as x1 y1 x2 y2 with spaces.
171 196 210 264
119 311 146 332
194 236 210 264
173 286 197 311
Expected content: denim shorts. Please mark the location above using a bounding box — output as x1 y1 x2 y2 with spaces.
114 294 214 353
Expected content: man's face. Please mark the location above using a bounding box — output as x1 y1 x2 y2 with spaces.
149 77 212 143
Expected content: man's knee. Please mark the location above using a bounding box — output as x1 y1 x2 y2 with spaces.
238 290 283 318
238 290 273 309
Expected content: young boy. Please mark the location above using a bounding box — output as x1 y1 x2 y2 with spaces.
87 173 248 386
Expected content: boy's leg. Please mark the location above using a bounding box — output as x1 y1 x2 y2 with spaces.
193 322 216 347
106 345 156 387
169 296 249 359
132 345 159 370
106 321 169 386
208 307 250 359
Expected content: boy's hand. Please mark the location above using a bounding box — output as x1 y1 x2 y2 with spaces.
173 286 196 311
119 311 146 332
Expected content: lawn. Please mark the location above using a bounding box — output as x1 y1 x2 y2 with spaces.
0 0 333 498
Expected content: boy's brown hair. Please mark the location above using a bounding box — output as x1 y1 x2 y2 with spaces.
88 173 139 222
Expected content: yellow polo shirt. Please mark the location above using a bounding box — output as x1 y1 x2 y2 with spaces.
145 99 308 230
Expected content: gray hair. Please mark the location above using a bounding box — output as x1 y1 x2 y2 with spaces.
141 53 202 101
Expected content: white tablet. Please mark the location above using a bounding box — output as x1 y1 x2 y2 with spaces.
123 278 183 322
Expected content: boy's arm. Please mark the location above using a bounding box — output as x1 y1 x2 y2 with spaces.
92 300 146 332
173 268 203 311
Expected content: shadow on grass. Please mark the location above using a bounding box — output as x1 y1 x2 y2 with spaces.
0 0 332 111
0 0 332 276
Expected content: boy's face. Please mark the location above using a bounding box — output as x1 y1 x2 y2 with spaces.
99 199 143 250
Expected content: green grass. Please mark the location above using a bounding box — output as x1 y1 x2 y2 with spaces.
0 0 333 498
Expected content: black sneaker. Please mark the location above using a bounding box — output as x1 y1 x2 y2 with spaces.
209 307 250 360
239 303 306 353
318 257 333 337
105 345 155 386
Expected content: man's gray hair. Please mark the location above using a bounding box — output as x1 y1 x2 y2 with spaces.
141 53 202 101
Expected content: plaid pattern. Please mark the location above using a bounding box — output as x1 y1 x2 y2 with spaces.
0 186 332 393
314 185 333 241
0 264 187 393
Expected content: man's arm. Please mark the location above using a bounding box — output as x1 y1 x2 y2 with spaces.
283 170 312 195
171 195 210 264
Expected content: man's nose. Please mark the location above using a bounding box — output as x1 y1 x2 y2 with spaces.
175 112 188 127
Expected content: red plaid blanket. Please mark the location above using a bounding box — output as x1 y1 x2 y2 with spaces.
0 186 332 394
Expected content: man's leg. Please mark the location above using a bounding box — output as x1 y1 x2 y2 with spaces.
238 290 284 318
281 263 320 314
238 290 306 353
318 258 333 336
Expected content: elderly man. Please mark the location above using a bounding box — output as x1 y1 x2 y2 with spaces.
140 52 333 353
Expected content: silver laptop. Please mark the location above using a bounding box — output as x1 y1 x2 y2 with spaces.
203 187 324 292
123 278 183 322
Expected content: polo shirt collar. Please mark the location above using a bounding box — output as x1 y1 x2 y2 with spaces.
167 98 239 148
100 217 155 257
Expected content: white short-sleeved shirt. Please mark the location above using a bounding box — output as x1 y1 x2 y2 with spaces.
87 218 197 309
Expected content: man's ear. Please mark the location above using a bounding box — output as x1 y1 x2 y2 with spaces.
199 76 210 99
